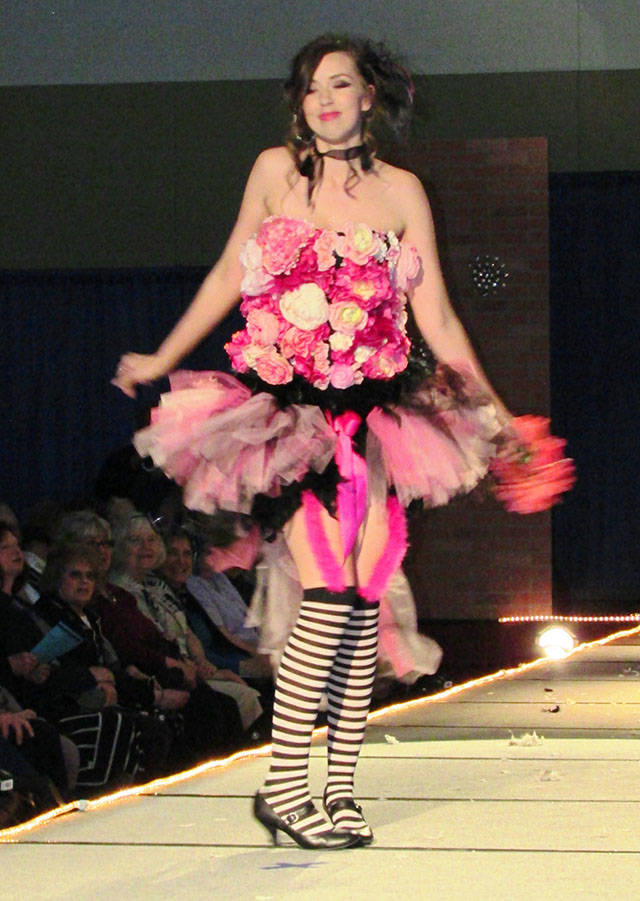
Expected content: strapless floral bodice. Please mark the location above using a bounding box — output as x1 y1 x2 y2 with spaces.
225 216 421 390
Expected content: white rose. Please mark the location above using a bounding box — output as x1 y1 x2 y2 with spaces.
354 345 376 364
242 344 262 367
279 283 329 331
240 237 263 270
329 332 354 351
240 238 273 296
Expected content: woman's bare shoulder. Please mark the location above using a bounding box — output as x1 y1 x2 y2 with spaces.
374 159 431 232
377 159 426 197
253 146 294 177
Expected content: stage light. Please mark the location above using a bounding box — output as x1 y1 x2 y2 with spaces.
537 624 576 658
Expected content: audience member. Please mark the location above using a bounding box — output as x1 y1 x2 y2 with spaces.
1 682 78 809
0 522 165 793
54 510 189 704
187 530 269 677
108 511 246 755
18 500 63 606
160 528 267 732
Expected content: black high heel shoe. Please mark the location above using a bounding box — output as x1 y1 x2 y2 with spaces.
253 793 362 850
323 788 374 845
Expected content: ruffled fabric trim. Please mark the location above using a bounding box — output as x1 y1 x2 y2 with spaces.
134 365 501 519
134 371 337 515
366 392 500 508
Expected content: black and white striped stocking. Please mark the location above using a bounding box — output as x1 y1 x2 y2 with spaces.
325 598 379 835
260 588 355 837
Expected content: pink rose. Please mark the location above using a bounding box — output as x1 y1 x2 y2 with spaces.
312 342 330 375
224 330 251 372
313 230 342 271
257 216 316 275
239 291 279 319
254 347 294 385
341 223 384 265
361 343 409 380
246 309 280 346
332 258 394 310
358 313 395 348
393 243 421 291
280 326 321 359
279 244 333 295
328 300 368 335
329 363 358 389
292 341 330 388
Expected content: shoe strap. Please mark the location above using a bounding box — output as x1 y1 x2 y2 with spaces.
283 798 316 826
325 796 363 817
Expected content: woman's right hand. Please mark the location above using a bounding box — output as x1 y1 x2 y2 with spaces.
7 651 39 677
165 658 197 690
111 352 167 398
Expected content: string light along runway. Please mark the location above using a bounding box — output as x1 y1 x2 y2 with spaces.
3 625 640 900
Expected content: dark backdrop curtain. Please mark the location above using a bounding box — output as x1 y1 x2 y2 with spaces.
1 268 240 519
550 172 640 611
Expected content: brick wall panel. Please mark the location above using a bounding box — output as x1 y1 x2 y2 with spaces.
404 138 551 620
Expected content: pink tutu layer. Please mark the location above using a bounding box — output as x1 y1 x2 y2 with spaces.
134 369 500 516
367 391 501 508
134 371 337 514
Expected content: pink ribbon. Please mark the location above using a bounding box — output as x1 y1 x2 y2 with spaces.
327 410 368 559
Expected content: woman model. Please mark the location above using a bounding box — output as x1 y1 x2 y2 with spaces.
113 34 531 850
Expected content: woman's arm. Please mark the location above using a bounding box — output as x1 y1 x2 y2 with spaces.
112 150 276 397
400 172 511 424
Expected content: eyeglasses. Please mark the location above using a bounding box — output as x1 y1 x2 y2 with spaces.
85 539 114 549
65 569 96 581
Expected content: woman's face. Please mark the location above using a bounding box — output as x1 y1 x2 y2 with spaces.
301 51 373 151
123 521 163 578
84 530 113 577
162 536 194 588
59 560 96 609
0 530 24 588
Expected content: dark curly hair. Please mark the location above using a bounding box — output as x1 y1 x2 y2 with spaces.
284 34 414 201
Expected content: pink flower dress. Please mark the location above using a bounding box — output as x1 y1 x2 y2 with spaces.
133 216 502 678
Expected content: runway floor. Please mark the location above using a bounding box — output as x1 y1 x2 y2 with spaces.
3 626 640 900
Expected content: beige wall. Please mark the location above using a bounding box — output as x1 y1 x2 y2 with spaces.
2 68 640 269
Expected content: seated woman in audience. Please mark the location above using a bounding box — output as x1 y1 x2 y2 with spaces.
18 500 63 606
0 521 166 792
1 680 78 813
37 543 170 715
109 511 246 753
0 731 58 828
160 528 267 732
54 509 190 703
187 529 271 677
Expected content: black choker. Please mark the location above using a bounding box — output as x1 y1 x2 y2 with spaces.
317 144 365 161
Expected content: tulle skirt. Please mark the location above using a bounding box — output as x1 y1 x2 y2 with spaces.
134 367 501 516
